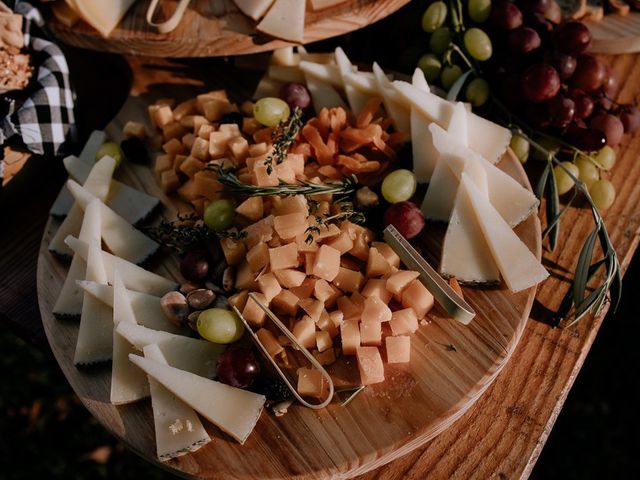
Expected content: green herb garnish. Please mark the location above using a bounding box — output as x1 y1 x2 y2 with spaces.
265 107 304 175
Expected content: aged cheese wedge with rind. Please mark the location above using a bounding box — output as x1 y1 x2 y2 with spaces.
64 155 160 226
256 0 305 43
448 102 468 147
410 107 438 183
49 156 117 259
233 0 275 20
129 354 266 444
461 174 548 292
116 322 177 350
334 48 370 115
65 236 177 297
304 72 347 113
412 68 430 93
441 169 500 285
66 180 159 265
372 63 411 137
298 61 342 89
111 270 150 405
74 203 114 365
73 0 137 37
142 343 211 461
77 281 184 334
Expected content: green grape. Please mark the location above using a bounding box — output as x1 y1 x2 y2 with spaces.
574 156 599 188
96 142 123 168
429 27 451 54
590 179 616 210
253 97 290 127
417 53 442 83
441 65 463 90
463 28 493 61
381 169 417 204
594 145 616 170
465 77 490 107
197 308 244 344
554 161 579 195
510 133 530 164
532 137 561 162
204 199 235 232
422 1 448 33
468 0 491 23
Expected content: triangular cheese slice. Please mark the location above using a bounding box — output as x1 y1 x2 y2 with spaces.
143 343 211 461
448 102 468 147
304 72 347 112
73 0 137 37
410 107 438 183
128 354 266 444
334 48 370 115
233 0 275 20
342 70 380 96
256 0 305 43
65 236 177 296
420 152 459 221
74 203 114 365
461 174 548 292
67 180 159 265
372 63 411 136
116 322 177 350
111 270 150 405
298 61 342 88
441 169 500 289
77 281 184 334
270 46 297 66
412 68 430 93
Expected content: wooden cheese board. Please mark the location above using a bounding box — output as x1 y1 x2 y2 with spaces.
586 12 640 54
37 76 541 478
48 0 412 58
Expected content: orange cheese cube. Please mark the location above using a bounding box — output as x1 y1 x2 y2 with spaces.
366 247 393 278
160 169 180 193
243 117 262 135
256 328 284 358
314 223 341 241
163 137 183 156
190 137 210 161
349 232 370 261
304 252 315 276
356 346 385 385
336 296 362 322
299 298 324 323
326 230 354 255
202 98 229 121
312 245 341 282
246 242 269 272
316 330 333 352
362 296 392 323
193 170 223 201
332 267 365 294
220 237 247 266
292 316 316 349
172 98 197 121
340 320 361 355
179 156 205 178
182 133 196 150
361 278 393 304
290 278 316 299
248 142 268 157
272 195 308 216
242 292 267 327
236 197 264 221
228 290 249 311
123 121 146 139
253 164 280 187
273 269 306 288
271 289 299 316
329 310 344 328
154 105 173 128
269 243 299 271
227 136 249 164
285 153 305 178
401 280 434 319
177 179 200 202
386 270 421 296
371 242 401 268
313 348 337 366
317 310 339 338
296 234 319 253
235 261 257 290
257 272 282 302
155 154 173 175
198 123 214 139
297 367 325 399
360 322 382 346
389 308 419 335
314 279 341 307
244 215 274 249
162 122 188 141
385 336 411 363
274 213 307 240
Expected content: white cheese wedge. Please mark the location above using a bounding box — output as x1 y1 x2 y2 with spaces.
304 72 347 112
142 343 211 461
111 270 150 405
253 75 284 100
73 0 137 37
372 63 411 136
77 281 184 334
116 322 177 350
66 180 159 265
448 102 468 147
441 169 500 289
412 68 430 93
65 236 177 296
129 354 266 444
267 64 305 84
64 155 160 226
74 205 113 365
334 48 370 115
256 0 305 43
461 174 548 292
342 70 380 96
410 107 439 183
298 61 342 88
49 131 106 217
49 156 117 258
270 46 297 66
429 124 539 227
233 0 275 20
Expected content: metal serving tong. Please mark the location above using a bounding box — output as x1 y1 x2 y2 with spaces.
232 293 335 410
383 225 476 325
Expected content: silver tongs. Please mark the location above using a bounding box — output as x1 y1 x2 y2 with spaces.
383 225 476 325
232 293 335 409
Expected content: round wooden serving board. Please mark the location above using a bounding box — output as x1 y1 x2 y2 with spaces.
48 0 411 58
586 12 640 54
38 89 540 479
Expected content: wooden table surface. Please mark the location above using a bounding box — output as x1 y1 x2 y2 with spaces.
2 45 640 480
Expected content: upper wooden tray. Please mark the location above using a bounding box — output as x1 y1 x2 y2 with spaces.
48 0 411 57
586 12 640 54
37 82 540 478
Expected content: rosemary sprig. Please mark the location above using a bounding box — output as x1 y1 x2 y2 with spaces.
304 201 366 243
214 165 361 198
264 107 304 175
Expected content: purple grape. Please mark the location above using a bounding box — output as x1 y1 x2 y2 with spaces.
491 1 523 30
508 27 541 56
548 95 576 128
554 21 592 55
572 54 606 92
180 250 209 283
544 50 577 80
522 63 561 103
216 347 261 388
279 82 311 110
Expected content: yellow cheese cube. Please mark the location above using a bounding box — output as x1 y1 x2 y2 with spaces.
227 136 250 164
362 296 392 323
361 278 393 304
326 231 355 255
360 322 382 346
366 247 393 278
160 169 180 193
290 278 316 299
242 292 267 327
389 308 419 335
386 270 421 296
274 212 307 240
257 272 282 303
340 320 360 355
256 328 284 358
272 195 308 216
248 142 268 157
198 123 214 139
313 279 341 307
296 367 325 399
235 261 257 291
179 156 205 178
299 298 324 323
154 105 173 129
246 242 270 272
332 267 364 294
273 269 306 288
336 295 362 322
292 317 316 349
316 330 333 352
317 310 339 338
312 245 340 282
202 98 229 122
154 154 173 175
356 347 385 385
162 122 187 141
123 121 146 139
172 98 197 121
385 336 411 363
228 290 249 311
269 243 299 271
236 197 264 222
220 237 247 266
271 289 299 316
313 348 337 366
401 280 435 319
371 241 401 268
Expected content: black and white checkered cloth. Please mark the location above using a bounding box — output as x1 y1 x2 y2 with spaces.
0 1 76 181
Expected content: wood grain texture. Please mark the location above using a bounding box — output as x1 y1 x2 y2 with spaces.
48 0 411 57
37 84 539 477
586 13 640 54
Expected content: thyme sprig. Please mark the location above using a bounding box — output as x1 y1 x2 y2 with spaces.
304 201 366 243
264 106 304 175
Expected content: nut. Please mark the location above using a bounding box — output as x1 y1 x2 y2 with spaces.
205 281 224 294
186 288 216 310
160 291 189 326
222 267 235 292
187 311 201 331
355 186 379 208
180 281 201 294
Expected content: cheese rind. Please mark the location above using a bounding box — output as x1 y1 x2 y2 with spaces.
128 354 266 444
